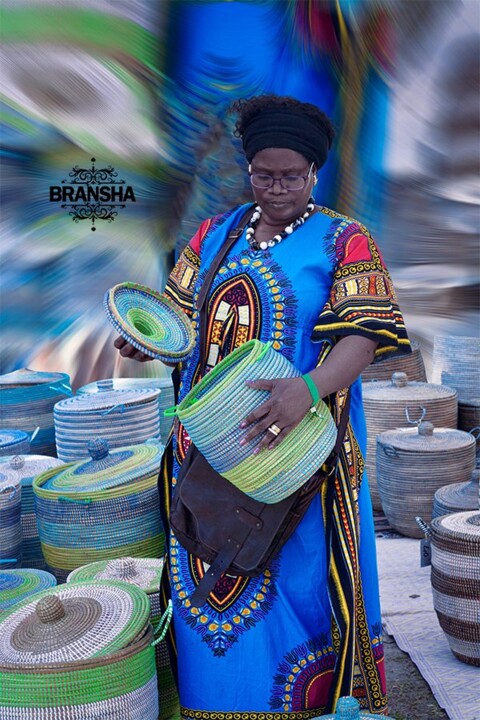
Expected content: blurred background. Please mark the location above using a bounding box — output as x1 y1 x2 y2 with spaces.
1 0 479 389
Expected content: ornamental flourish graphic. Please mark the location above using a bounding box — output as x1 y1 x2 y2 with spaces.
49 158 136 230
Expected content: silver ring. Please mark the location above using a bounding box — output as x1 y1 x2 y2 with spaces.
267 424 281 436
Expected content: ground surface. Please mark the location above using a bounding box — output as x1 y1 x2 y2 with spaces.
384 631 449 720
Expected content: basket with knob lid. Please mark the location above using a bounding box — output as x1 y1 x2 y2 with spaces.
0 580 163 718
33 438 164 581
433 469 480 519
377 421 476 537
363 372 458 511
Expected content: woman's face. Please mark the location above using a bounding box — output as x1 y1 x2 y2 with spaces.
249 147 315 227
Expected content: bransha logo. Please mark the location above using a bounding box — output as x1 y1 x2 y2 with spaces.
49 158 136 231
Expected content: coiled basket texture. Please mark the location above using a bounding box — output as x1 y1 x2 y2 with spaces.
1 455 65 570
376 422 476 537
67 557 177 720
432 335 480 403
174 340 337 504
433 470 480 519
0 580 159 719
0 469 22 569
54 387 161 462
431 511 480 666
0 369 72 456
362 372 458 511
0 431 30 458
0 569 57 613
32 439 164 582
361 339 426 383
77 376 175 445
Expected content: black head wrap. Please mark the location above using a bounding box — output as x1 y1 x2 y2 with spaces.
241 108 331 169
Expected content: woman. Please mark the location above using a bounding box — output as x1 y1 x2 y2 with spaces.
115 95 410 716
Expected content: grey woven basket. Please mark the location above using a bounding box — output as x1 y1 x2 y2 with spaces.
361 339 426 383
363 372 458 511
377 422 476 537
431 511 480 666
432 336 480 403
433 470 480 519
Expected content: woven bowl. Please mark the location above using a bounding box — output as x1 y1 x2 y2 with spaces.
104 282 195 362
174 340 337 503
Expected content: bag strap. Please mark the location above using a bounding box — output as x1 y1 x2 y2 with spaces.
196 205 254 373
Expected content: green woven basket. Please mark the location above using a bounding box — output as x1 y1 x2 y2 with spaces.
171 340 337 503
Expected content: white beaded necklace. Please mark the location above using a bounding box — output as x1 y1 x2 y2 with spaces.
245 198 316 251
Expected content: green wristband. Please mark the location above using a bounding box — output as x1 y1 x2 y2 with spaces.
301 373 320 406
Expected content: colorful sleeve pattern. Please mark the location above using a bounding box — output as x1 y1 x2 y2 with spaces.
312 214 411 359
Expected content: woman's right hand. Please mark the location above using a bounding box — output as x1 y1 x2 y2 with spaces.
114 336 153 363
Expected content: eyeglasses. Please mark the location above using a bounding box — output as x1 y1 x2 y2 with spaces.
249 163 314 191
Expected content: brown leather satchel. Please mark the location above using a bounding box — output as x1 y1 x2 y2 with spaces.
169 208 351 607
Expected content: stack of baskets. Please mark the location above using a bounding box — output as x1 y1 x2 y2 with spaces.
0 455 65 569
0 467 22 569
0 568 56 613
431 511 480 666
362 372 458 511
68 557 178 720
33 438 164 581
0 581 160 719
54 387 161 462
0 430 30 457
362 339 427 383
376 422 476 537
0 368 71 456
78 376 175 443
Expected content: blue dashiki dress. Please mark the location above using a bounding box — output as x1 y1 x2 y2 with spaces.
159 203 410 718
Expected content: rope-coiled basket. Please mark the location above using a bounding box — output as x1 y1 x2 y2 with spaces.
33 440 164 581
0 469 22 569
362 372 458 511
431 511 480 666
0 569 56 613
1 455 65 570
433 470 480 519
78 377 175 445
432 336 480 403
173 340 337 503
54 387 161 462
0 580 159 719
361 339 426 383
0 369 72 456
68 558 178 720
0 431 30 458
104 282 195 363
376 422 476 538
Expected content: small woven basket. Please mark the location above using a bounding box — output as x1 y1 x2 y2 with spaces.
0 580 160 719
433 470 480 519
104 281 196 363
0 430 30 458
431 511 480 666
361 339 426 383
432 336 480 403
67 558 178 720
173 340 337 503
318 695 394 718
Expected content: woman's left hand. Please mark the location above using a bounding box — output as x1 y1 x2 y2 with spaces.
239 376 313 452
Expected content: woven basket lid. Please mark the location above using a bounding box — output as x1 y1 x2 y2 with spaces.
104 281 196 361
0 368 69 387
0 580 150 664
0 430 30 450
0 569 57 612
0 465 21 493
54 387 160 416
431 510 480 543
378 422 476 453
0 455 64 483
78 376 173 394
363 372 457 401
67 557 163 593
434 471 480 512
36 438 162 493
